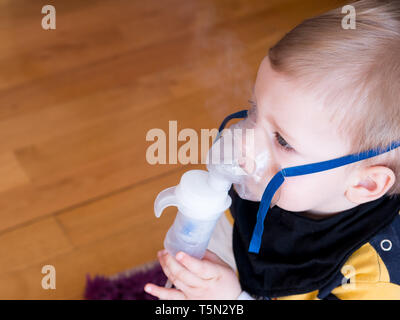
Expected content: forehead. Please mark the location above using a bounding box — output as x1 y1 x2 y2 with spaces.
254 57 351 161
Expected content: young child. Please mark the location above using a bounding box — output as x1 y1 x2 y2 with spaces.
145 0 400 299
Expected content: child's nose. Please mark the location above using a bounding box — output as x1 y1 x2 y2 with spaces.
238 156 257 175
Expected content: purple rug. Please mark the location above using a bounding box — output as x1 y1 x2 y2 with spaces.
84 261 167 300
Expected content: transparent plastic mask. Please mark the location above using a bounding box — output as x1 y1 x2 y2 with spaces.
207 106 281 203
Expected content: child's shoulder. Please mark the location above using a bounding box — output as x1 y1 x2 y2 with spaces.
328 213 400 299
366 212 400 284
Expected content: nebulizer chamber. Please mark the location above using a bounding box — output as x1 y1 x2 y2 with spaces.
154 169 232 259
154 107 279 260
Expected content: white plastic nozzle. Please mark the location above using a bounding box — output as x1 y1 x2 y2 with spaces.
154 186 177 218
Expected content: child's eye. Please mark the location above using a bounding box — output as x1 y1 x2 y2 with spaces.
274 132 294 152
248 99 294 152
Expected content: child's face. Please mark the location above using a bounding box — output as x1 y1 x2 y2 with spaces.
251 57 356 216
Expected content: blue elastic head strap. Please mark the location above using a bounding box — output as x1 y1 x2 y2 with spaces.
214 109 248 143
218 110 400 254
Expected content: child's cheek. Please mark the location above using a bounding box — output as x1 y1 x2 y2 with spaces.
277 175 323 212
277 168 347 212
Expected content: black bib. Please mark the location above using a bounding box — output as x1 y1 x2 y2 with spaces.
230 188 400 298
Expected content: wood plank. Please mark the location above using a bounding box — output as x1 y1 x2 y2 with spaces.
0 151 30 193
0 200 179 299
0 55 259 232
56 166 199 247
0 217 73 274
0 0 287 92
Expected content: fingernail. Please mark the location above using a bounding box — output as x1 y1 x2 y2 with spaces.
144 285 152 293
176 252 184 261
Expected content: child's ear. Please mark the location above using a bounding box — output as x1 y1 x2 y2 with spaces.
345 166 396 204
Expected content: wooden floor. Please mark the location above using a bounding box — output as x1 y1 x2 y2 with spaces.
0 0 347 299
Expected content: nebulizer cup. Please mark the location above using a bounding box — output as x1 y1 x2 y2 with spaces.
154 169 232 260
153 108 280 287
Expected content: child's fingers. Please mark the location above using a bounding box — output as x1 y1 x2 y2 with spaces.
144 283 185 300
203 250 227 266
175 251 219 280
158 251 203 287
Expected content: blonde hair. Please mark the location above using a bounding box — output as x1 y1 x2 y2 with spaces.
268 0 400 195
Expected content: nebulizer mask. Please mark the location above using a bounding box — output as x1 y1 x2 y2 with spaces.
154 107 400 259
206 106 281 204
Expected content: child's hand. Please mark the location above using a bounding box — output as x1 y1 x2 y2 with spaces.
144 249 242 300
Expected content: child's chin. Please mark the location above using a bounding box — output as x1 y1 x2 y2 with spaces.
276 199 312 213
